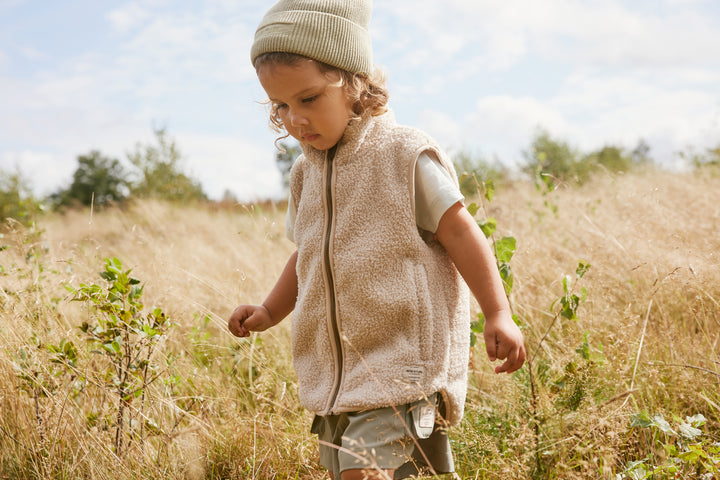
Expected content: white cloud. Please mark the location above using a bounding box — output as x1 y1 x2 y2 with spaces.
1 0 719 203
0 150 73 197
0 3 274 200
178 132 283 201
419 68 720 168
420 95 570 163
380 0 720 73
550 71 720 153
382 0 720 169
107 3 152 33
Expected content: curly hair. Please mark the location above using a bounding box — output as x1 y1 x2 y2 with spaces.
254 52 389 138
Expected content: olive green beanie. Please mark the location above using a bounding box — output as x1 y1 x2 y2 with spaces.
250 0 373 75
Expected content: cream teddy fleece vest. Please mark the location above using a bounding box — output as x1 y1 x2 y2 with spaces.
289 111 471 426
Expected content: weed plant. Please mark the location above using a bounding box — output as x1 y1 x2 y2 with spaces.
0 171 718 479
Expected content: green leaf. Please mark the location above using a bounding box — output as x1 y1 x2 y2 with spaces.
576 261 591 279
662 442 679 458
562 275 570 294
494 236 516 263
469 315 485 348
678 421 702 439
129 284 144 300
651 414 677 436
106 257 123 273
499 263 514 295
477 217 497 238
466 202 480 217
623 460 648 480
472 314 485 333
630 411 653 429
459 173 470 189
141 324 160 338
678 445 705 462
483 179 495 202
100 271 116 282
686 414 707 427
561 294 580 320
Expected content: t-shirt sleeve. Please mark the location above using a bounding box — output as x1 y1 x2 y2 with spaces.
414 151 465 233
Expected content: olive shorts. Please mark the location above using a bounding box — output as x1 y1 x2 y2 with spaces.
310 393 455 478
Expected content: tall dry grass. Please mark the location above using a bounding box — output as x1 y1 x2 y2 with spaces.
0 169 718 479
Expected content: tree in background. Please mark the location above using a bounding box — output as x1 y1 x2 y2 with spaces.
523 130 652 188
52 151 129 208
523 129 581 188
453 150 509 198
0 168 40 226
581 145 633 175
275 140 302 191
128 129 206 202
678 142 720 170
631 139 653 166
707 145 720 167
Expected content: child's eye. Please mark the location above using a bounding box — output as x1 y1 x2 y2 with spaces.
275 103 288 111
302 95 318 104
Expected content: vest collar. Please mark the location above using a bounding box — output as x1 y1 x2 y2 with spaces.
300 110 396 165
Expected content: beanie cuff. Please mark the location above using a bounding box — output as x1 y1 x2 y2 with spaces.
251 3 373 75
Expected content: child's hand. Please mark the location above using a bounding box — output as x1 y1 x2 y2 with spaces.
228 304 274 337
483 311 526 374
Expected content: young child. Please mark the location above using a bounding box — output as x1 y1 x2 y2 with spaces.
228 1 526 478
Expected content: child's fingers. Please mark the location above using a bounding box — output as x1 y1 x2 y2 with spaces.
495 345 526 374
494 349 517 373
240 310 264 333
228 306 252 337
485 333 498 362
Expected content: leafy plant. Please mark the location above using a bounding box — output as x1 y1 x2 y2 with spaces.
0 168 41 227
66 257 173 457
454 150 508 197
524 261 592 475
618 412 719 479
552 261 591 321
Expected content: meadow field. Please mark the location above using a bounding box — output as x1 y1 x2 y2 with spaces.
0 169 718 479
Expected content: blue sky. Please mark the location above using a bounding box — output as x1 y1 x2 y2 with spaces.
2 0 719 201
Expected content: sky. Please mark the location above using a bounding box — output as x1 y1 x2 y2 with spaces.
1 0 719 201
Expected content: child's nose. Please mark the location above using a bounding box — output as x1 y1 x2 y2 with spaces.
289 109 308 127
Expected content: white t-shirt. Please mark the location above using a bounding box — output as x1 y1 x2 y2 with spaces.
286 152 464 242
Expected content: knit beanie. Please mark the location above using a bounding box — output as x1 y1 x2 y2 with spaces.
251 0 373 75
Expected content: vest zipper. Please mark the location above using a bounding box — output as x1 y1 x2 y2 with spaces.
323 146 343 415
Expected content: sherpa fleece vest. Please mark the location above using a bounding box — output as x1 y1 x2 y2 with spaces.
289 111 471 426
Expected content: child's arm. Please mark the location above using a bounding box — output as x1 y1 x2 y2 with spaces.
435 202 526 374
228 250 298 338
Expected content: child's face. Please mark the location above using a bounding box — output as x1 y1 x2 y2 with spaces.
258 59 353 151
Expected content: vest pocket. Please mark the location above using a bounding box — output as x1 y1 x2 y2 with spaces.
410 261 433 362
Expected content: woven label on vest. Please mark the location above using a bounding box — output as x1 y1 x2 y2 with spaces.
401 365 425 383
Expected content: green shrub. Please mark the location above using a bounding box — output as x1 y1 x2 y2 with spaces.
0 169 41 227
